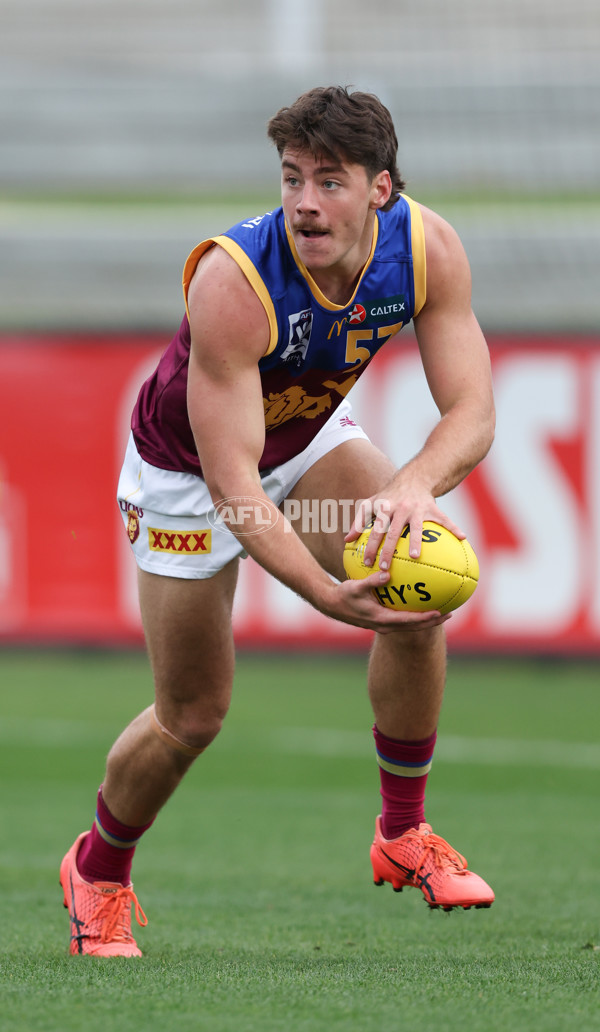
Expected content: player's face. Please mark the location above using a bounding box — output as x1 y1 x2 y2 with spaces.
280 148 391 282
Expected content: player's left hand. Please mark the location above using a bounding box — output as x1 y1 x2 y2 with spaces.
345 481 464 571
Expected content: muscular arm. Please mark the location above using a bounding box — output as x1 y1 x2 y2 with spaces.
186 245 268 504
354 204 495 568
186 245 444 631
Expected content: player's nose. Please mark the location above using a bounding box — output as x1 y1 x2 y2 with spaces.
296 180 320 214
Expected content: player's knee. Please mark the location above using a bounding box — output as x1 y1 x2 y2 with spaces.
181 702 228 749
150 697 230 756
376 623 445 661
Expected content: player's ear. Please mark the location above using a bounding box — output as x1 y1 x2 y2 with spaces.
370 170 392 210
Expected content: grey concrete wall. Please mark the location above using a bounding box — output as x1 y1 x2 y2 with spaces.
1 0 598 331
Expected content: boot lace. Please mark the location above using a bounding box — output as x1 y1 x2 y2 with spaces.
93 886 148 944
411 824 468 877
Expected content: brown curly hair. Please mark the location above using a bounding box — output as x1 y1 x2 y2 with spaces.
267 86 405 211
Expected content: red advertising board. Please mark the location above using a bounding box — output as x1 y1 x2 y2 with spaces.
1 332 599 653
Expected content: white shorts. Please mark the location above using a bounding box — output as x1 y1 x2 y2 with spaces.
117 399 370 579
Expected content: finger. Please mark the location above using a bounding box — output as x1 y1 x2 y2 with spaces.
357 569 442 613
362 505 391 567
435 513 466 541
342 574 452 631
376 516 412 569
344 497 374 543
408 518 424 559
357 568 392 590
423 504 466 542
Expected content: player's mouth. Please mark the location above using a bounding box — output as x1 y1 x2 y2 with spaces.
295 224 329 239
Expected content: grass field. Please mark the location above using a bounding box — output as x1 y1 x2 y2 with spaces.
1 648 599 1031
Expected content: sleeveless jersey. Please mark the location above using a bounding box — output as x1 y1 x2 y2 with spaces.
131 196 426 476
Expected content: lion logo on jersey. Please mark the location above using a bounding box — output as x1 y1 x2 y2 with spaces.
127 510 141 544
280 309 313 371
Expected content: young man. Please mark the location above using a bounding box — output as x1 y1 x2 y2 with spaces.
60 86 496 956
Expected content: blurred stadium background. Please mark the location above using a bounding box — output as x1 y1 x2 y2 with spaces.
1 0 599 330
2 13 600 1022
0 0 599 653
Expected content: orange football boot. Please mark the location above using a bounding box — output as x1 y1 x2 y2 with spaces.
371 818 494 911
60 832 148 956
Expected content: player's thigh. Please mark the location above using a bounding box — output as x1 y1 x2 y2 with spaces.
285 438 395 580
137 559 239 718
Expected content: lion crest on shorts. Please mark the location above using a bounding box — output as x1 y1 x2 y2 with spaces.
127 510 140 544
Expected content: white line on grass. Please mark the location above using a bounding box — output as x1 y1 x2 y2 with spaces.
1 718 599 770
270 727 600 770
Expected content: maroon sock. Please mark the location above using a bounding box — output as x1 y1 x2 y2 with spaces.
77 786 155 887
373 725 437 840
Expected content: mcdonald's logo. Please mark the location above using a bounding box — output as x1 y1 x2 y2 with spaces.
327 318 347 339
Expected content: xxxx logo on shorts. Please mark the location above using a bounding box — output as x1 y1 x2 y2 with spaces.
148 528 212 554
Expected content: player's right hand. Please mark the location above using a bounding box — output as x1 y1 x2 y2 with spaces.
322 570 452 634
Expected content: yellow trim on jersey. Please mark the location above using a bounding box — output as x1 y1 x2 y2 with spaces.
284 218 379 310
403 195 426 316
182 239 214 315
182 236 279 358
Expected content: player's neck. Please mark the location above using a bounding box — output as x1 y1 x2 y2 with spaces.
309 238 374 306
310 212 377 305
309 267 361 306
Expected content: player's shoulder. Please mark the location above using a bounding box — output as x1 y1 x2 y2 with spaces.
186 242 271 359
415 201 472 292
188 207 284 301
188 242 260 310
225 207 282 243
416 202 465 257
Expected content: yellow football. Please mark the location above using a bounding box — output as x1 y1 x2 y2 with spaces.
343 520 479 615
